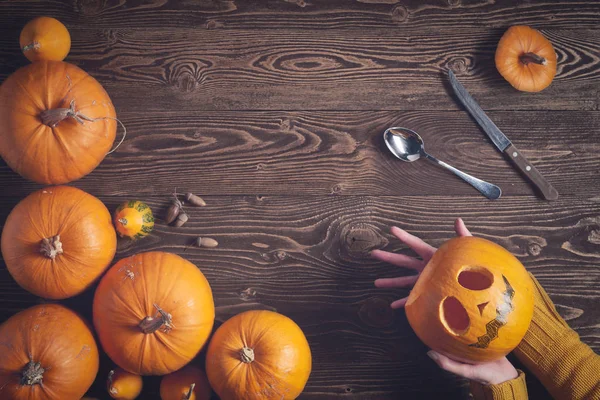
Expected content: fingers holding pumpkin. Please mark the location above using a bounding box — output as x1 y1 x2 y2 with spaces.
371 250 425 271
374 275 419 289
454 218 472 237
390 226 437 260
373 221 469 310
427 351 519 386
390 297 409 309
427 351 476 380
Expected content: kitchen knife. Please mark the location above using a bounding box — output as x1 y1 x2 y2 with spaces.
448 70 558 201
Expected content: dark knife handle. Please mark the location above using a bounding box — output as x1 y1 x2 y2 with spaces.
504 144 558 201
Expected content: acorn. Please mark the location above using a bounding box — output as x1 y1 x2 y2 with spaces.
185 192 206 207
196 237 218 248
174 212 189 227
165 202 181 224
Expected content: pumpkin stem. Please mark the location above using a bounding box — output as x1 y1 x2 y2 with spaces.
183 383 196 400
40 235 63 259
519 52 547 66
39 99 127 155
118 218 128 226
240 347 255 363
20 360 45 386
107 370 118 394
40 100 81 127
139 304 173 334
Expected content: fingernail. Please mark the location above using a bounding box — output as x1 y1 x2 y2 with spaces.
427 351 439 361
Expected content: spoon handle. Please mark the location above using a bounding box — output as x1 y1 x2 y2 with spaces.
424 153 501 200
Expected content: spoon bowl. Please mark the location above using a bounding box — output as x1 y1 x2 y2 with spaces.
383 127 425 162
383 126 502 200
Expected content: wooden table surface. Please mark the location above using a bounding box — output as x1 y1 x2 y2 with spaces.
1 1 599 399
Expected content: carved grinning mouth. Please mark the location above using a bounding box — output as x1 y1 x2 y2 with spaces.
468 275 515 349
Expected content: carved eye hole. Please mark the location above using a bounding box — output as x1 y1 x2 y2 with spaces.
458 267 494 290
440 296 470 336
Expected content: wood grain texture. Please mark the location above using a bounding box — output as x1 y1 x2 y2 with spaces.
0 0 598 30
0 27 599 111
0 1 599 399
0 110 597 198
0 195 599 398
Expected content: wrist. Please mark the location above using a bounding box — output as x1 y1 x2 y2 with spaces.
470 370 528 399
485 361 518 385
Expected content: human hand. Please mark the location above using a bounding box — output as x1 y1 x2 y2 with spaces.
371 218 472 308
426 350 518 385
372 218 519 385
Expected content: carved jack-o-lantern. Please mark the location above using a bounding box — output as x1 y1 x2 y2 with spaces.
405 236 534 363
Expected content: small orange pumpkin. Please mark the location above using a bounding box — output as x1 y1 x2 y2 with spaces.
0 304 99 400
405 236 534 363
114 200 155 239
160 365 211 400
1 186 117 299
108 367 143 400
0 61 117 184
206 310 312 400
495 25 557 92
20 16 71 62
93 252 215 375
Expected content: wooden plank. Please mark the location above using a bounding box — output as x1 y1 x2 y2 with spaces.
2 194 598 332
0 194 598 397
0 110 597 198
0 0 598 30
1 28 599 111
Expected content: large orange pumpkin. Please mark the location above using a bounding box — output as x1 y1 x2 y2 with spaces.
160 365 211 400
1 186 117 299
20 16 71 62
0 304 99 399
206 310 312 400
405 236 534 363
495 25 557 92
93 252 215 375
0 61 117 184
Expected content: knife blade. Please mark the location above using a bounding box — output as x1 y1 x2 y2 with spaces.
448 70 558 201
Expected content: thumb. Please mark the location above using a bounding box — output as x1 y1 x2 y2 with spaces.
454 218 472 237
427 351 475 380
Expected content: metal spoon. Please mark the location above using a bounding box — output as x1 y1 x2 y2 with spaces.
383 127 501 200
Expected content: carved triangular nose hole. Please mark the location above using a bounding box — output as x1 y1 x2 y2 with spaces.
477 302 489 316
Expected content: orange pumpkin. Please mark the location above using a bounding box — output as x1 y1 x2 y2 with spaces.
160 365 212 400
108 367 143 400
206 310 312 400
93 252 215 375
0 60 117 184
495 25 557 92
1 186 117 299
0 304 99 399
405 236 534 363
114 200 155 239
20 16 71 62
